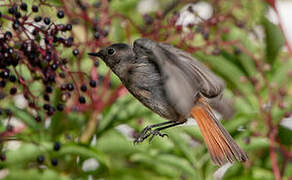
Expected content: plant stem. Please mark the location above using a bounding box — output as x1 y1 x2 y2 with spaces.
269 128 281 180
80 111 100 144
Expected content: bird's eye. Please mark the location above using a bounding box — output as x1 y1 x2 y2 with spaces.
107 48 115 56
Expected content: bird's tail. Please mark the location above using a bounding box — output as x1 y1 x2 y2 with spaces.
191 96 248 166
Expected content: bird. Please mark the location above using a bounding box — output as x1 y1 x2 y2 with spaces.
88 38 248 166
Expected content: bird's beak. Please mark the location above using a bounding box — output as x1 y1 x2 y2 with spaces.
88 50 105 59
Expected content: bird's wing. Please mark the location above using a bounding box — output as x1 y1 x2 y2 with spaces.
158 42 225 98
133 38 224 116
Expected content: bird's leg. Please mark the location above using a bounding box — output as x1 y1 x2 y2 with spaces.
134 121 184 144
134 121 173 144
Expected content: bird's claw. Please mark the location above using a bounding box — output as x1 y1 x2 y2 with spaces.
148 130 168 142
133 127 168 144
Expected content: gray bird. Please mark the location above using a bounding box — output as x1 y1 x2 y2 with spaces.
89 38 248 166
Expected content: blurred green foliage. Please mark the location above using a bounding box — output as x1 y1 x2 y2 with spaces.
0 0 291 180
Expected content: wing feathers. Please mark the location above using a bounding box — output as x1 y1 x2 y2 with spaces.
158 43 225 98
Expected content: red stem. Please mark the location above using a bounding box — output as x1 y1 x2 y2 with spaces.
269 128 281 180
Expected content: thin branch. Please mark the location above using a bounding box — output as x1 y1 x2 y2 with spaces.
269 128 281 180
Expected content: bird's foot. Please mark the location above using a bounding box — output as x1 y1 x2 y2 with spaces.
134 126 168 144
148 129 168 142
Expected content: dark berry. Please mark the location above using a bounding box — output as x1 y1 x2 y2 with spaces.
47 107 56 116
34 16 42 22
94 31 100 39
79 96 86 104
0 80 6 88
5 109 12 116
43 94 50 101
94 61 99 67
236 21 245 28
72 49 79 56
187 6 193 13
44 17 51 25
29 102 35 108
9 75 16 82
14 12 22 19
0 70 10 79
20 3 28 11
59 72 66 78
35 116 41 122
60 84 67 91
144 14 153 25
10 87 17 95
65 24 72 31
57 10 65 18
45 86 53 93
32 5 38 12
0 11 2 18
64 37 73 47
57 24 66 31
234 48 241 55
37 155 45 164
8 48 13 54
51 158 58 166
8 7 15 14
12 20 20 30
43 104 50 110
0 153 6 161
48 75 55 82
89 80 97 88
202 31 209 40
4 31 12 40
51 63 58 71
67 83 74 91
57 104 64 111
53 142 61 151
80 84 87 92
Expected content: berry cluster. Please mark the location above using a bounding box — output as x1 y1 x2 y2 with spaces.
0 2 102 130
36 141 61 166
0 1 125 166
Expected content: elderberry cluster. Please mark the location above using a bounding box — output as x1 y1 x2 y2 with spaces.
0 2 97 123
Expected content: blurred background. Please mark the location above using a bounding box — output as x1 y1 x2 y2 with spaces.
0 0 291 179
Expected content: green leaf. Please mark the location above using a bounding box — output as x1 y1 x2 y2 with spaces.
277 124 292 145
2 143 47 168
111 0 139 14
130 153 180 178
262 17 285 63
4 169 71 180
10 107 39 130
156 154 198 178
97 94 151 136
111 19 125 42
252 167 274 180
224 116 252 134
59 143 110 168
243 137 269 151
96 130 141 155
270 59 292 85
167 130 197 163
131 153 197 178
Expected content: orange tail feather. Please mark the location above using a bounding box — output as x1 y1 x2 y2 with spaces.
191 96 248 166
